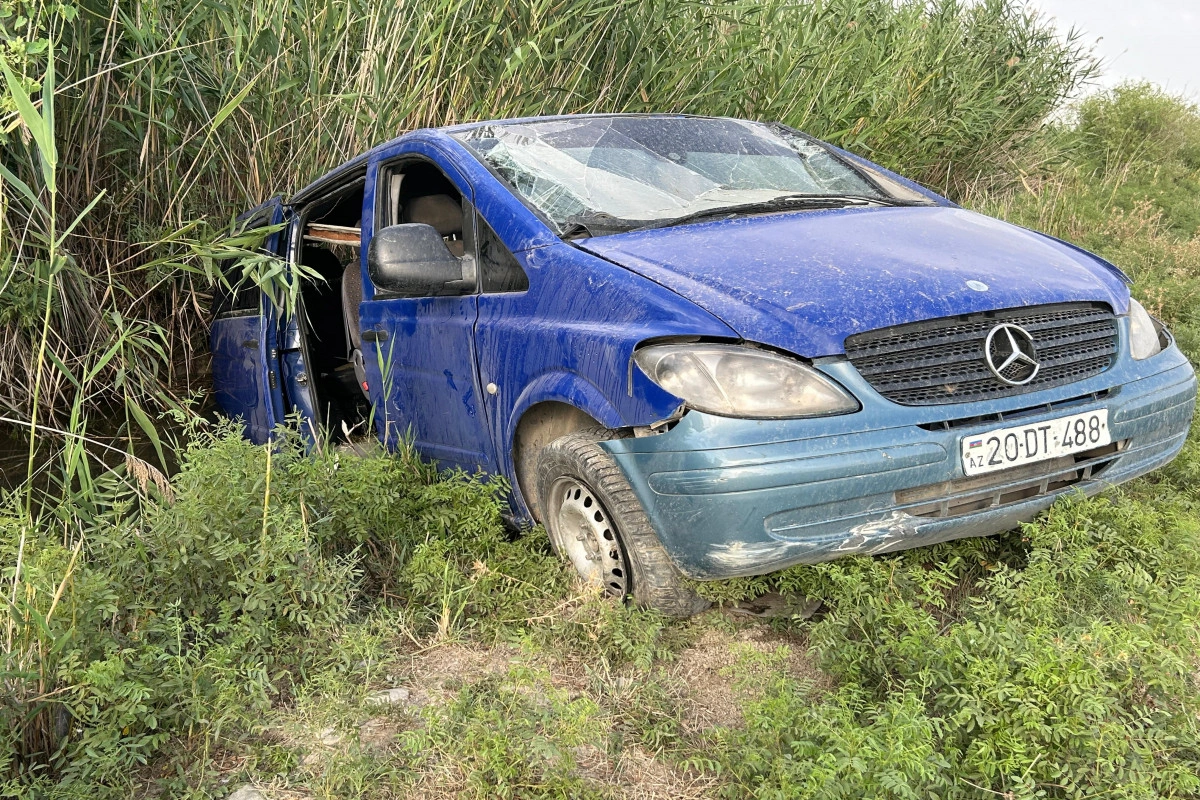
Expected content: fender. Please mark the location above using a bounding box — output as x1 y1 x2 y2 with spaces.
494 370 632 522
505 371 626 449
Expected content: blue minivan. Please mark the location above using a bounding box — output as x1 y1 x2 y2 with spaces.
211 114 1196 615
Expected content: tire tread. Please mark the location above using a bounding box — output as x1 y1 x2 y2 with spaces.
537 428 709 617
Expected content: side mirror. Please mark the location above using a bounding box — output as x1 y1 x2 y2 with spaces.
367 223 468 297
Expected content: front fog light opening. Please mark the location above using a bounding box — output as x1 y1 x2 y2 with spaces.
634 342 860 419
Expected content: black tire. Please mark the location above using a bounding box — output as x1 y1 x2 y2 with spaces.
536 429 710 617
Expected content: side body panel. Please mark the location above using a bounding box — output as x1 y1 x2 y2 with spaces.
353 132 733 516
360 295 494 471
211 314 273 440
472 240 734 518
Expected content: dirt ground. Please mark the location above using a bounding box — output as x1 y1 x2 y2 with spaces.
238 610 822 799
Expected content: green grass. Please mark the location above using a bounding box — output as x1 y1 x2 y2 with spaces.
3 4 1200 798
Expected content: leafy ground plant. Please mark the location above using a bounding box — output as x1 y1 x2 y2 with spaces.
0 418 569 796
689 493 1200 798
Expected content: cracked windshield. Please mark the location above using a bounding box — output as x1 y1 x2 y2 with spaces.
453 116 891 234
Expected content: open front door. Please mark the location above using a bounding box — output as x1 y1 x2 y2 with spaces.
358 156 497 474
210 197 289 444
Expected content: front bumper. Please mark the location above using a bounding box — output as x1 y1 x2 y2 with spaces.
603 337 1196 579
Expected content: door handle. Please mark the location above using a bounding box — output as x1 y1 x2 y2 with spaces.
241 338 259 349
361 329 389 343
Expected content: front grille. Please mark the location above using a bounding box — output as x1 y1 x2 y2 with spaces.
918 390 1112 432
844 303 1119 406
896 441 1122 519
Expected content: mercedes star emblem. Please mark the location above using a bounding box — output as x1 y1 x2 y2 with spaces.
984 323 1040 386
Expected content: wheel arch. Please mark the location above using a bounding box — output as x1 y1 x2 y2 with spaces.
506 372 627 522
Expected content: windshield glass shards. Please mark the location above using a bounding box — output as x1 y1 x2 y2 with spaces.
452 117 923 236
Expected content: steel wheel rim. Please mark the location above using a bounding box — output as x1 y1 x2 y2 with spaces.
549 477 629 597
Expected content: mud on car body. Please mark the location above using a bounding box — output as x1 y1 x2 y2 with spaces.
210 114 1197 616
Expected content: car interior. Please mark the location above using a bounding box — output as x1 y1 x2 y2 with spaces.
294 161 470 439
293 180 366 437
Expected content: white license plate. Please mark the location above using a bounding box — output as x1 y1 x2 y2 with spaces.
961 409 1110 477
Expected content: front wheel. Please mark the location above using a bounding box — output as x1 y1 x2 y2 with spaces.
536 430 709 617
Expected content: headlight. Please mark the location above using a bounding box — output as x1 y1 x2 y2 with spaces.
1128 298 1164 360
634 343 859 418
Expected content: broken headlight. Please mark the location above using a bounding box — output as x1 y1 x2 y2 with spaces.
1128 298 1165 360
634 343 859 418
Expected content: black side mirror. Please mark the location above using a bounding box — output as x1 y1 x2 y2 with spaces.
367 223 468 297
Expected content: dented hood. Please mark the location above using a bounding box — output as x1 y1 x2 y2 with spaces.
577 205 1130 357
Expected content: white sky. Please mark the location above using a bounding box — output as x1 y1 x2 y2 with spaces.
1029 0 1200 98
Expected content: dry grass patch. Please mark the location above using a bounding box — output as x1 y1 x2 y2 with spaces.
572 742 718 799
673 618 827 734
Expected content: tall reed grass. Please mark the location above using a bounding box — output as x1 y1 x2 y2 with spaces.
2 0 1093 422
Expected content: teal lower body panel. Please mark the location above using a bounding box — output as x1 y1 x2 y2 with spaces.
603 351 1196 579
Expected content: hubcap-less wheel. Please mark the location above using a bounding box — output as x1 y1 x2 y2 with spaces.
549 477 630 597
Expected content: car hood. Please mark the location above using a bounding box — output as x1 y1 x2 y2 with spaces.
577 205 1130 357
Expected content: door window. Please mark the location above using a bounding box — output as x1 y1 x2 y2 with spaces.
380 160 476 294
212 209 282 317
211 258 261 317
476 214 529 294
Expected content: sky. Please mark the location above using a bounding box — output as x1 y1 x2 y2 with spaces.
1030 0 1200 98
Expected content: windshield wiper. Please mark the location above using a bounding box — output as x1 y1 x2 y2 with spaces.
630 194 901 232
559 221 593 239
559 211 640 240
560 194 906 238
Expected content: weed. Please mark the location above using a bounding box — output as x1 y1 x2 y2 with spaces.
400 667 608 799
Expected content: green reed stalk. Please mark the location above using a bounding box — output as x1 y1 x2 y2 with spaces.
1 42 59 514
1 0 1097 424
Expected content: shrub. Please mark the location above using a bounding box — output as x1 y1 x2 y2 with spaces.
0 419 554 794
692 487 1200 799
1076 82 1200 175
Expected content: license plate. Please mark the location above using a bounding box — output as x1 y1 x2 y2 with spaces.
960 409 1110 477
